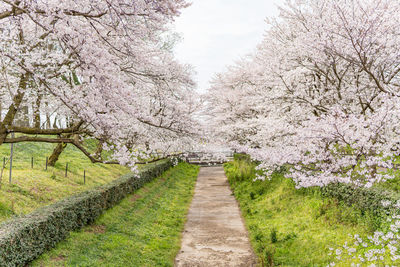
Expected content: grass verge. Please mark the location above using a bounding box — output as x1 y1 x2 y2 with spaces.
0 142 129 223
31 162 199 267
225 158 372 266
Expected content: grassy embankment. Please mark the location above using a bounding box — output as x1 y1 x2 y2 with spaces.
32 162 199 267
0 141 129 223
224 156 376 266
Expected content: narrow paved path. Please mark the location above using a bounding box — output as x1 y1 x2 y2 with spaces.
175 166 257 267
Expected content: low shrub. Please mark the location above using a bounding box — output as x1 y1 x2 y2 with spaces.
233 153 251 162
321 183 400 229
0 160 172 267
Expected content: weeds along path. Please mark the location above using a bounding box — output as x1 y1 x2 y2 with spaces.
32 163 199 267
175 166 257 267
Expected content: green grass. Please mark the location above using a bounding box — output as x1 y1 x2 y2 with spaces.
224 159 372 266
0 141 129 223
31 162 199 267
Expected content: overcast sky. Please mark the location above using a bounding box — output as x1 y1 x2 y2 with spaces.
173 0 285 92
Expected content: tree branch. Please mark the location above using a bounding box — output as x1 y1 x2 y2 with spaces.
7 121 84 135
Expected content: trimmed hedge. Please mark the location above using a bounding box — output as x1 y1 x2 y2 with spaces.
0 160 172 267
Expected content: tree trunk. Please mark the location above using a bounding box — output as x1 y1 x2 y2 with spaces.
0 28 29 144
48 142 67 167
0 74 27 145
95 140 104 159
48 132 77 166
34 94 41 128
45 113 51 129
0 98 2 122
52 115 58 129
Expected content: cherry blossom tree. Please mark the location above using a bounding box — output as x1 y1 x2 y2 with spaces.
0 0 200 167
207 0 400 187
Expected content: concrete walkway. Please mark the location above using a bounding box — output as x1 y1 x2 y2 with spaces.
175 167 257 267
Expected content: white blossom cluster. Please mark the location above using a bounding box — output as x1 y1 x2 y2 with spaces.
206 0 400 188
0 0 201 167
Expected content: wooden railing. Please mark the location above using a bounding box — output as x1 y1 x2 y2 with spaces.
185 151 233 166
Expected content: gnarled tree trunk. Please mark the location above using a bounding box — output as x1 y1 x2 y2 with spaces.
34 94 42 128
0 74 28 145
48 141 68 167
48 133 72 166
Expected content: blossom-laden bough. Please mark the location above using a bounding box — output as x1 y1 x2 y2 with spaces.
0 0 202 169
206 0 400 188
